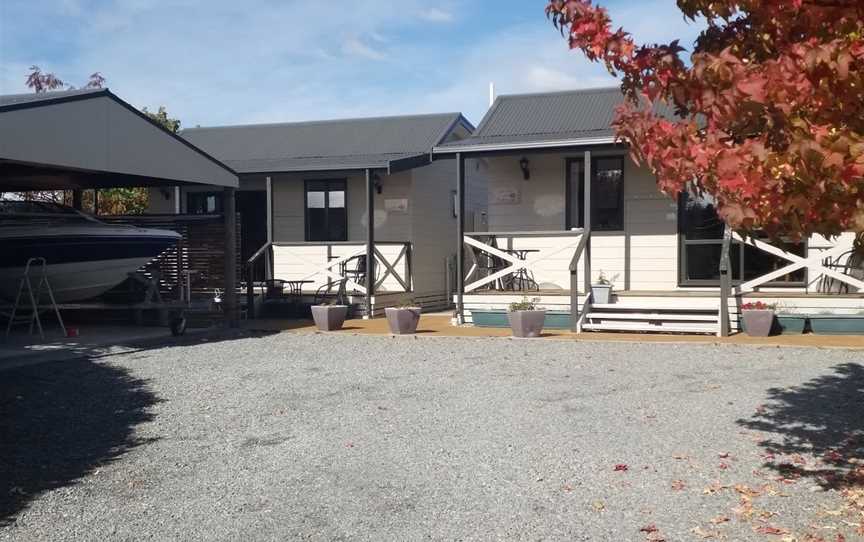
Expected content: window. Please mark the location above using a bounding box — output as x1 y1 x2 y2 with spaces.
305 180 347 242
566 157 625 231
678 192 806 285
187 192 223 214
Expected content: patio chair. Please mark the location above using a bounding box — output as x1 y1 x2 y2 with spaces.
313 255 377 306
818 249 864 294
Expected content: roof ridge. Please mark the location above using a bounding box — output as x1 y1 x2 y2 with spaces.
183 111 463 133
496 86 622 100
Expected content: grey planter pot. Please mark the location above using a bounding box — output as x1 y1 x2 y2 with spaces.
592 284 613 304
311 305 348 331
507 310 546 338
741 309 775 337
385 307 421 335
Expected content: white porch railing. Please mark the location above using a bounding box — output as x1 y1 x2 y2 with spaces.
462 230 586 293
718 227 864 336
270 241 413 294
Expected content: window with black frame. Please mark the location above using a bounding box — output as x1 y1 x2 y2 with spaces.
567 156 625 231
187 192 223 214
305 179 347 242
678 192 806 285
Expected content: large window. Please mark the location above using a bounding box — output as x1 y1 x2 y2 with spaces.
678 192 806 286
305 180 347 242
187 192 223 214
566 157 625 231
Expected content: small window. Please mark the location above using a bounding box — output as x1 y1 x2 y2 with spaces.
187 192 223 214
566 156 625 231
305 180 347 242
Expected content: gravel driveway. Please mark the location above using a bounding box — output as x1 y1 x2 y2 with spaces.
2 333 862 541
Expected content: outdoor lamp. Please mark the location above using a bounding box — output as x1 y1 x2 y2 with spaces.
519 157 530 180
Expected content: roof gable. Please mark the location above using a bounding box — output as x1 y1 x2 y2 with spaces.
183 112 471 174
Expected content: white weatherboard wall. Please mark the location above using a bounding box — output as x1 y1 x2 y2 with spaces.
481 152 678 291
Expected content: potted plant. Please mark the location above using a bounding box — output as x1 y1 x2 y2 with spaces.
311 299 349 332
385 301 422 335
591 271 614 304
507 297 546 338
740 301 776 337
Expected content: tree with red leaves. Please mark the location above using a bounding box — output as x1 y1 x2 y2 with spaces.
547 0 864 241
25 66 105 93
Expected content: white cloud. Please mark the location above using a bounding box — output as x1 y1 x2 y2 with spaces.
342 36 387 60
418 7 454 23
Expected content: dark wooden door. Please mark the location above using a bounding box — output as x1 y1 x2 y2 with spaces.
237 191 267 282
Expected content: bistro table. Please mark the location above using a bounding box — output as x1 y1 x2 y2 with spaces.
503 248 540 291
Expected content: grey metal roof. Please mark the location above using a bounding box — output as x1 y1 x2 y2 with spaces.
0 88 237 190
182 113 470 174
0 88 105 109
436 87 633 153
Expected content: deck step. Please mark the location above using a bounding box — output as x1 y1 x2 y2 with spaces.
591 303 719 311
582 322 718 334
585 312 718 322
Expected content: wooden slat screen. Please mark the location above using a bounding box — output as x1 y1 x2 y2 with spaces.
101 214 241 299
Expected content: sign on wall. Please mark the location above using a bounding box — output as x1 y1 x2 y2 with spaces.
492 187 521 205
385 198 409 213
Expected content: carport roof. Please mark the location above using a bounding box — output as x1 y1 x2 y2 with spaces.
181 112 472 175
0 88 237 191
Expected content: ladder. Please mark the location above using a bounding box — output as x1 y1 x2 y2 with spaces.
4 258 66 340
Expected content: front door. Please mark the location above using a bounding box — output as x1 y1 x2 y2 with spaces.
237 191 268 282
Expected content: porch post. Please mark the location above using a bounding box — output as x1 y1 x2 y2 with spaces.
455 153 466 324
583 150 592 295
173 187 181 214
223 186 239 327
365 168 375 319
265 176 273 280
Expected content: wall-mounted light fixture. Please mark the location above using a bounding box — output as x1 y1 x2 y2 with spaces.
373 173 383 194
519 157 530 180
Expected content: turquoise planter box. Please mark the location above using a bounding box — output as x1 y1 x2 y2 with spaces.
808 315 864 335
776 315 807 335
470 309 572 329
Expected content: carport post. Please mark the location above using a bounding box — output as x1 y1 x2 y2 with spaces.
223 187 239 327
455 153 465 324
365 168 375 319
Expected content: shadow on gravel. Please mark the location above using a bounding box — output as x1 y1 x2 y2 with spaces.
0 358 158 525
738 362 864 490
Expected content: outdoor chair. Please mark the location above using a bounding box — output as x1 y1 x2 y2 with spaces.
818 249 864 294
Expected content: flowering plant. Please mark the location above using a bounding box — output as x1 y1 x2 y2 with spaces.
741 301 776 311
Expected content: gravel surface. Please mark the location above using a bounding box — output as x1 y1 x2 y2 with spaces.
1 332 863 541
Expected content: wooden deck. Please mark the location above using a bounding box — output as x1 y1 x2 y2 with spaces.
466 288 864 299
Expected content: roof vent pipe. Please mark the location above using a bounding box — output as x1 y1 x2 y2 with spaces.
489 82 495 108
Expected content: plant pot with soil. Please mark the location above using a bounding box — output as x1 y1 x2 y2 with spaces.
311 302 349 331
591 270 614 305
740 301 776 337
507 297 546 338
385 303 421 335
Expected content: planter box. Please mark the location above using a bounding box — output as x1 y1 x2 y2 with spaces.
775 315 807 335
592 284 613 304
741 309 775 337
311 305 348 331
507 310 546 338
470 309 571 329
808 314 864 335
385 307 421 335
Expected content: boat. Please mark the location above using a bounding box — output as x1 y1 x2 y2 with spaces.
0 200 181 303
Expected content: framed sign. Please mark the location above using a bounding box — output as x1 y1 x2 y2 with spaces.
492 187 521 205
385 198 409 213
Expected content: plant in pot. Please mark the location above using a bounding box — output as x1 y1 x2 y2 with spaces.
740 301 777 337
507 296 546 338
385 300 422 335
311 299 349 332
591 271 614 304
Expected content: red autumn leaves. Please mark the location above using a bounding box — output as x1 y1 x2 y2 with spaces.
547 0 864 240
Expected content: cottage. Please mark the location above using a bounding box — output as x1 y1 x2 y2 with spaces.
434 88 864 334
150 113 478 316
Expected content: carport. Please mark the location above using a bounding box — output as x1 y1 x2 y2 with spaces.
0 88 241 326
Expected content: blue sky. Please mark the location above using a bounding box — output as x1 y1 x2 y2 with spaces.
0 1 705 128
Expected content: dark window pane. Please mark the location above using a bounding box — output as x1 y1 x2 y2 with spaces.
593 158 623 230
305 180 347 242
306 209 328 241
743 242 806 283
680 192 724 240
568 160 584 228
187 192 223 215
328 207 347 241
684 243 741 282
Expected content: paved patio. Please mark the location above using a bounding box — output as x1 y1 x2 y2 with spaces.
1 332 862 541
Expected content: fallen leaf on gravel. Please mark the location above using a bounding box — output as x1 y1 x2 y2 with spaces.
710 516 730 525
614 463 629 472
692 526 720 539
591 500 605 511
718 462 730 470
673 454 690 460
734 484 762 497
718 452 731 459
562 484 574 492
703 482 731 494
671 480 686 491
640 524 659 534
754 525 791 536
